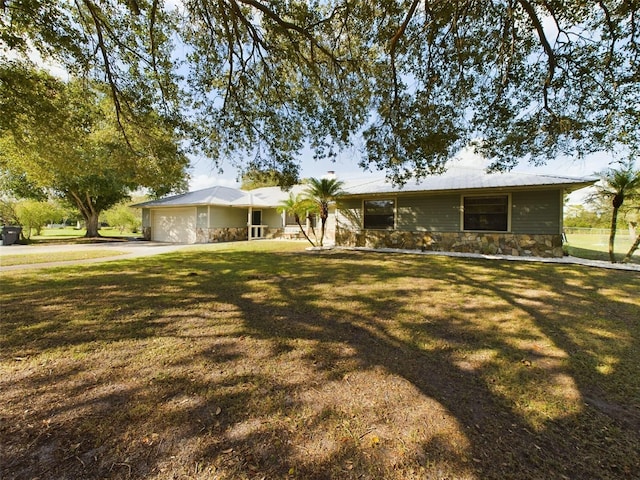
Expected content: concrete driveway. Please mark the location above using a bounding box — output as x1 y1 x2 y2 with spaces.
0 240 194 271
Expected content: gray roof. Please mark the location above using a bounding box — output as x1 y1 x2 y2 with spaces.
135 169 596 208
134 185 253 207
341 169 596 196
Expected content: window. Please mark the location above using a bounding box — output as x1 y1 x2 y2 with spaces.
463 195 509 231
364 199 395 229
307 213 317 229
196 206 208 228
284 211 298 225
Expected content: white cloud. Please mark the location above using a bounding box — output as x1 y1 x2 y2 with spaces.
188 173 239 191
446 146 490 170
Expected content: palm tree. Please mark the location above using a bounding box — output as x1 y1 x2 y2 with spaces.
277 192 317 247
305 177 345 247
593 160 640 263
624 232 640 263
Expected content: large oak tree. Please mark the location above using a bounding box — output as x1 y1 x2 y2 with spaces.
2 1 639 183
0 63 188 236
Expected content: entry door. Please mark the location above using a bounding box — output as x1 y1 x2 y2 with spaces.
251 210 263 238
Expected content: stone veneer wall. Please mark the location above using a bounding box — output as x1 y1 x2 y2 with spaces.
195 227 289 242
196 227 248 243
142 226 151 241
336 228 564 258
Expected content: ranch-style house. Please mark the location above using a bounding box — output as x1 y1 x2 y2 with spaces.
135 169 596 258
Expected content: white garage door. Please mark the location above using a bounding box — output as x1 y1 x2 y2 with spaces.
151 208 197 244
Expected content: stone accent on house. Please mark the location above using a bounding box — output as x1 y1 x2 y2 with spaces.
262 227 283 239
336 228 564 258
196 227 248 243
142 226 151 241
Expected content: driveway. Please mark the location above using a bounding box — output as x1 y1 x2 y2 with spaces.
0 240 195 271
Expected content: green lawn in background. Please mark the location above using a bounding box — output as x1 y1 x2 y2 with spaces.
1 242 638 480
29 226 142 241
564 232 639 263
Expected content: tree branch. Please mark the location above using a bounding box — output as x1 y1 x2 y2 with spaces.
389 0 420 110
597 0 617 70
148 0 170 112
516 0 557 114
234 0 341 67
81 0 123 120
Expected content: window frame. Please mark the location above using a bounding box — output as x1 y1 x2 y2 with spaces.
362 198 396 230
461 194 511 232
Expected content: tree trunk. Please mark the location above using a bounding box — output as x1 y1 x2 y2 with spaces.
318 204 329 247
296 219 316 247
608 206 619 263
623 234 640 263
319 217 327 247
84 210 101 238
68 191 102 238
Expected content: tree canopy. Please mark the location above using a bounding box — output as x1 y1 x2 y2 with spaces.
2 1 639 183
0 64 189 236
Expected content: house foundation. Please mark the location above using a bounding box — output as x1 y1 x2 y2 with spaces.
336 228 564 258
196 227 248 243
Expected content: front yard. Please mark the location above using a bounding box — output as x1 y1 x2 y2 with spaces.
1 242 638 479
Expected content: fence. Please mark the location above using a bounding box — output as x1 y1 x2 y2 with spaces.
563 227 632 237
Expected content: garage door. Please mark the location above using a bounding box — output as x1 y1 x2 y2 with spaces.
151 208 197 243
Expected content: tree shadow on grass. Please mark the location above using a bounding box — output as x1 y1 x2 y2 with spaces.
1 249 639 479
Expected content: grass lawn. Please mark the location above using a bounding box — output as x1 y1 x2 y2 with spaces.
1 242 639 479
564 233 639 264
29 227 142 242
0 250 127 267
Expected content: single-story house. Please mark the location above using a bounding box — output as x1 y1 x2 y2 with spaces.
134 169 596 257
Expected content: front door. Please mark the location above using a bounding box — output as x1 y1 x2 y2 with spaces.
251 210 263 239
252 210 262 226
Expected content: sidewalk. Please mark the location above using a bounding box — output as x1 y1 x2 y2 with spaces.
334 246 640 272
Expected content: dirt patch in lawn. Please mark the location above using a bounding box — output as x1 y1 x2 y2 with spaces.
1 244 639 479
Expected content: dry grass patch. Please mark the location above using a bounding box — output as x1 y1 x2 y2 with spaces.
1 243 639 479
0 250 127 266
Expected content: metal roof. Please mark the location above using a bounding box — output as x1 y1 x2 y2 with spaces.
341 169 596 196
134 185 252 207
134 169 596 208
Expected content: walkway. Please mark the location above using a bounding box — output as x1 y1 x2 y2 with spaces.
331 246 640 272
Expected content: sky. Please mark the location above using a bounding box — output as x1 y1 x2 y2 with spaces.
187 144 614 193
8 19 617 201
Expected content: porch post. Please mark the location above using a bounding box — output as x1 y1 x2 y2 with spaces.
247 207 253 240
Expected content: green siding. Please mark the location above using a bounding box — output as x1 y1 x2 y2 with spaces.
511 190 561 234
261 208 283 228
210 206 246 228
338 189 562 234
336 198 363 229
397 194 460 231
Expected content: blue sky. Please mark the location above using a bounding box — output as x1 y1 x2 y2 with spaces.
187 144 614 192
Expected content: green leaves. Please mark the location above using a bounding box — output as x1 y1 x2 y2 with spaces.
0 65 188 236
3 1 640 183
